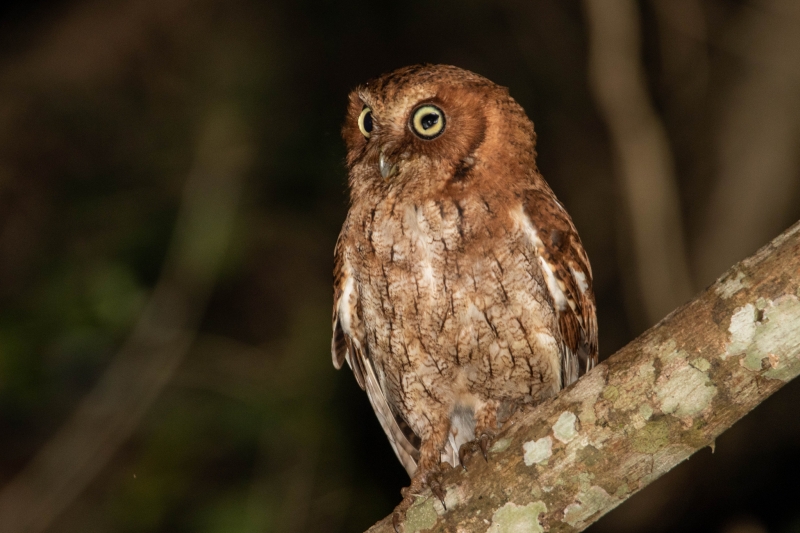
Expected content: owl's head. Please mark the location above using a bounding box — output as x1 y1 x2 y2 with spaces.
342 64 537 197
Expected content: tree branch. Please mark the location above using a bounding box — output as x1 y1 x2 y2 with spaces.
368 219 800 533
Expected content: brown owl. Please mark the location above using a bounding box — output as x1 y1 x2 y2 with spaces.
331 64 597 526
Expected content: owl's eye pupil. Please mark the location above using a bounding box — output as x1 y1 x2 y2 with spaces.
410 104 445 139
363 112 373 132
420 113 438 130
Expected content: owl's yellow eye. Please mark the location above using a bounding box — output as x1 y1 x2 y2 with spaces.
410 105 445 139
358 107 373 138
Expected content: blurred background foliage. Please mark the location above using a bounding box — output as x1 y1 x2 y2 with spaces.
0 1 798 532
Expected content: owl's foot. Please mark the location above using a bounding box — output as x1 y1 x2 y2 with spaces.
392 465 447 532
458 402 500 469
457 431 494 470
400 470 447 508
457 441 474 470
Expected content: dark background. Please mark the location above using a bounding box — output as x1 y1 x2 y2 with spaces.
0 1 798 532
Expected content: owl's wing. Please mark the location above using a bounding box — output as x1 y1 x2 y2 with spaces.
522 188 599 386
331 233 366 388
332 235 421 476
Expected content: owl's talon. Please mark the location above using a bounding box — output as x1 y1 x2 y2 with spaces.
458 441 476 470
458 446 470 471
479 433 491 461
392 511 403 533
429 478 447 510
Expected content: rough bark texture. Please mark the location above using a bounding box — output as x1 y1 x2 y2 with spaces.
367 220 800 533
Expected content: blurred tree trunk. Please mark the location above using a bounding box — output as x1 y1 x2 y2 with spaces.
693 0 800 287
369 219 800 533
584 0 694 329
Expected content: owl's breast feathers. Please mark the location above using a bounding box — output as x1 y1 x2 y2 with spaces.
332 183 597 474
332 226 422 474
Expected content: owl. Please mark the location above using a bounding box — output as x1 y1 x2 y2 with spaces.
331 64 597 526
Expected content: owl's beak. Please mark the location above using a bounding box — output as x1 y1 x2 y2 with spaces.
379 150 399 180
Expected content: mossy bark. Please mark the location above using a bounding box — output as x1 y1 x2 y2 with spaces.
367 220 800 533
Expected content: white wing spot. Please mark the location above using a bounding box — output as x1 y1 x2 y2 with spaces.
512 206 569 311
570 266 589 294
338 274 355 334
